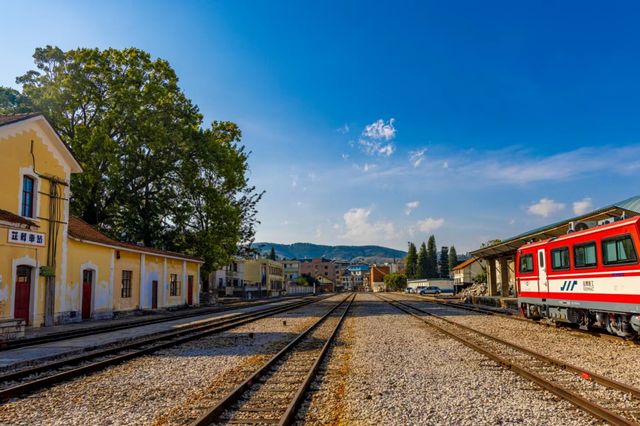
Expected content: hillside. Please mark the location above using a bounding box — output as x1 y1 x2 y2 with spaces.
252 242 406 263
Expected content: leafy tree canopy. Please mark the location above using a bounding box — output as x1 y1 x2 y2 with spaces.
384 273 407 291
11 46 262 278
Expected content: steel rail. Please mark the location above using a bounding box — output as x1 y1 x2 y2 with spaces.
378 294 638 426
0 296 319 351
0 297 324 402
191 293 355 426
411 293 639 344
278 293 354 426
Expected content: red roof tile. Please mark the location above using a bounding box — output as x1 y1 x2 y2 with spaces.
0 113 40 127
68 216 203 262
0 209 38 228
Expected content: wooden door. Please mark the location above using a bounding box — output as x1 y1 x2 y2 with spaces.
82 270 93 320
152 280 158 309
187 276 194 305
14 266 31 325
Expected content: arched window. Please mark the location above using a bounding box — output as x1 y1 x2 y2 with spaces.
21 176 35 218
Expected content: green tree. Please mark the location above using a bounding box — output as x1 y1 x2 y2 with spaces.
448 245 459 273
383 273 407 291
426 235 438 278
268 246 277 260
0 86 33 114
439 246 449 278
15 46 262 278
405 242 417 279
416 242 428 278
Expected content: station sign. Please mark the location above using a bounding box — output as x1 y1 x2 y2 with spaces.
7 229 46 247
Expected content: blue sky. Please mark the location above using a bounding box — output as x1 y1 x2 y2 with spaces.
4 1 640 252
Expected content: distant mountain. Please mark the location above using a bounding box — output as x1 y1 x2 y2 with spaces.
252 242 406 263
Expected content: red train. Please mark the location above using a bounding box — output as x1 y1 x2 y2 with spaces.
516 216 640 337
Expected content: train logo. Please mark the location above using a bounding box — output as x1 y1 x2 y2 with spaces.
559 280 578 291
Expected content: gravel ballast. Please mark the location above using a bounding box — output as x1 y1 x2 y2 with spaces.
0 295 348 426
333 293 598 425
398 294 640 389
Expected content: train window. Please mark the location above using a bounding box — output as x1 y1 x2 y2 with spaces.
602 234 638 266
551 247 570 270
519 254 534 273
538 252 545 269
574 242 597 268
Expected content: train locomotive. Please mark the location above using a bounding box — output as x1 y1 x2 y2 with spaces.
517 215 640 338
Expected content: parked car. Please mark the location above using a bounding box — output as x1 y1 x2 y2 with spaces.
404 287 414 294
419 286 441 295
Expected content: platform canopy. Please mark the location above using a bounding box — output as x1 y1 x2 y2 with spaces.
470 195 640 259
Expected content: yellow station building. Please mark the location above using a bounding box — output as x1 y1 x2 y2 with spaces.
0 113 203 329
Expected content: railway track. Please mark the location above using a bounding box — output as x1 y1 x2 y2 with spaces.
378 293 640 426
0 296 327 402
0 296 317 351
412 293 640 344
191 292 355 426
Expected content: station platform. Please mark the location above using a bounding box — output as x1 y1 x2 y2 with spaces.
19 296 296 342
0 296 307 371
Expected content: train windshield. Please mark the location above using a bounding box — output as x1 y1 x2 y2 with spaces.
519 254 534 273
602 235 638 265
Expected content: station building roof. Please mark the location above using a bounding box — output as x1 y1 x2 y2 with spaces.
68 216 203 263
470 195 640 259
0 208 38 229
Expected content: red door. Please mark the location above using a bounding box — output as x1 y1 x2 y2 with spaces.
14 266 31 325
187 275 194 305
82 270 93 320
152 280 158 309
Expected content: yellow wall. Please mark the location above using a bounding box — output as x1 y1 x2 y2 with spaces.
113 250 140 311
0 123 72 326
1 118 202 326
244 259 284 293
186 262 199 304
67 240 113 318
166 258 183 306
142 254 165 309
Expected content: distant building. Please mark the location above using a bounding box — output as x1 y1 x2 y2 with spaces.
347 264 370 291
281 260 300 284
452 257 484 286
245 259 284 298
369 265 391 292
212 258 287 299
299 258 348 285
212 257 245 297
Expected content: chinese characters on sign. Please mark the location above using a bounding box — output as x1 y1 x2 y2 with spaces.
7 229 45 247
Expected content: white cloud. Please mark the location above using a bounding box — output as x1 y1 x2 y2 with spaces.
340 208 396 243
296 201 303 207
337 124 350 134
405 200 419 215
416 217 444 233
363 118 396 140
353 162 377 173
468 146 640 185
358 138 396 157
290 174 298 188
357 118 397 157
573 197 593 215
409 149 426 167
527 198 565 217
443 161 449 169
341 153 350 160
